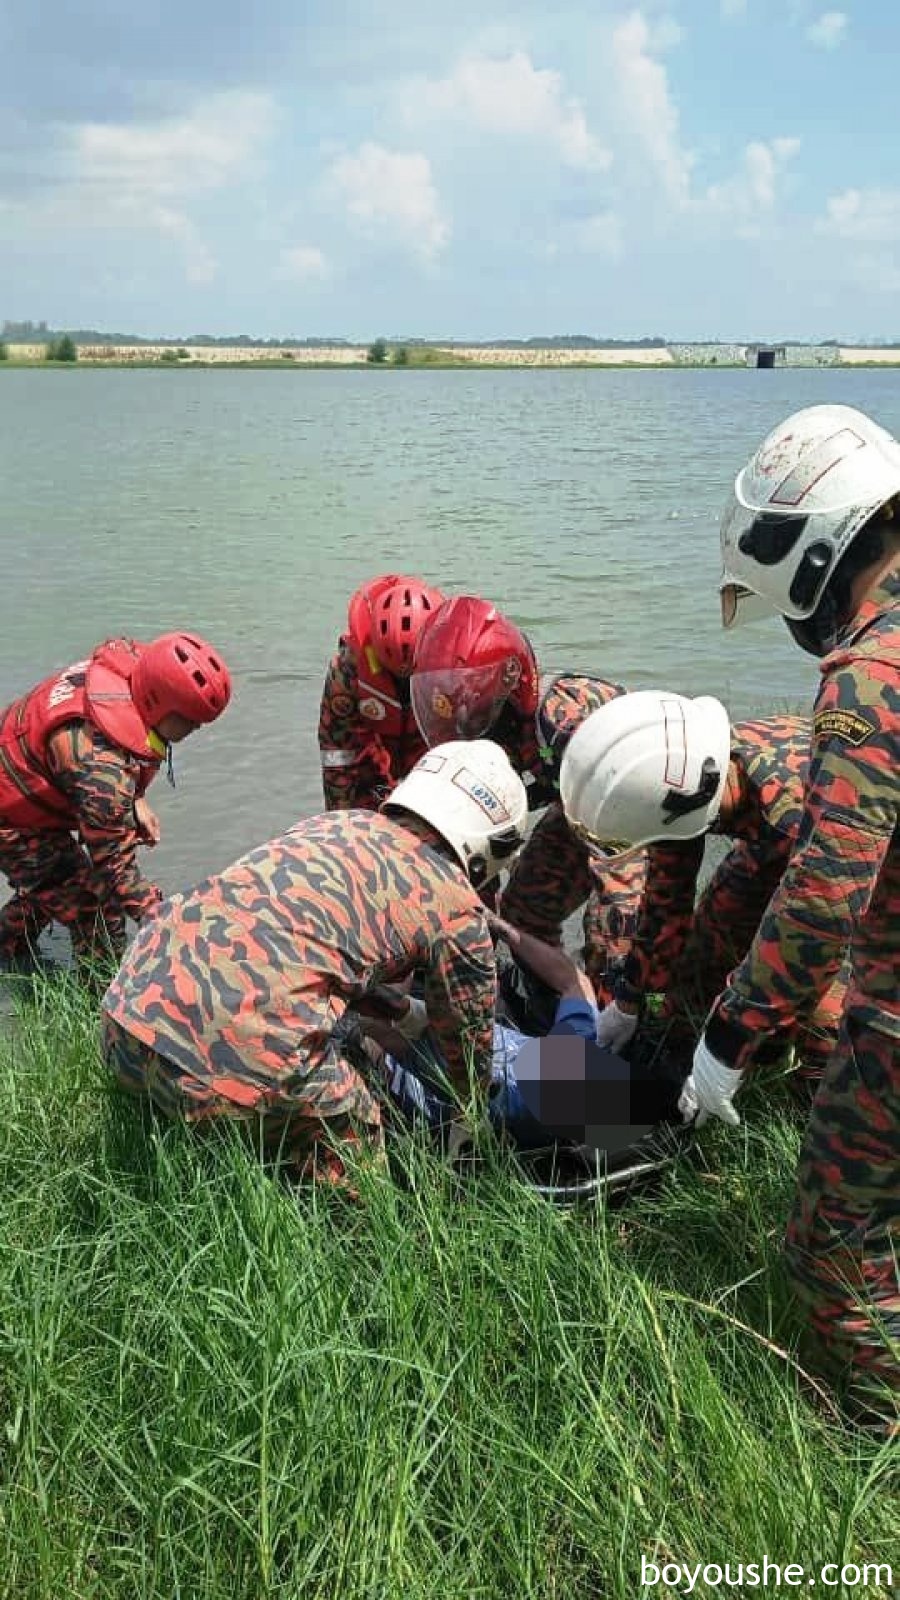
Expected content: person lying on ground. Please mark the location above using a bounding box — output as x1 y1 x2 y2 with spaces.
358 915 685 1156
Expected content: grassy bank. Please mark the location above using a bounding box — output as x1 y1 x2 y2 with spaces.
0 976 895 1600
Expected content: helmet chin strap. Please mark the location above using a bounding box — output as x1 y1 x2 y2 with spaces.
785 602 841 658
148 729 177 786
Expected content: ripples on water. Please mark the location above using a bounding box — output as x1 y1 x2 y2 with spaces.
2 365 899 891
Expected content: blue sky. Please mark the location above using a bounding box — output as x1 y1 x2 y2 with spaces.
2 0 898 341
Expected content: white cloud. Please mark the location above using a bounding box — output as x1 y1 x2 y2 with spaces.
645 16 684 52
610 12 693 207
73 91 275 195
405 51 611 173
720 0 747 16
704 136 800 233
325 142 450 261
819 188 900 242
278 245 329 282
806 11 847 48
22 91 278 283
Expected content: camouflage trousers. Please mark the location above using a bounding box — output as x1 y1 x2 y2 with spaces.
499 804 647 1004
784 1014 899 1431
584 839 847 1078
102 1013 385 1189
0 824 127 966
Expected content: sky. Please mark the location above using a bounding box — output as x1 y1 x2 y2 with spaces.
1 0 898 342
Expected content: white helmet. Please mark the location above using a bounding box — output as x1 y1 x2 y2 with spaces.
559 692 731 853
385 739 528 887
720 405 900 640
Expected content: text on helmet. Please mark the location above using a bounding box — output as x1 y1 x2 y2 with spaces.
452 767 511 822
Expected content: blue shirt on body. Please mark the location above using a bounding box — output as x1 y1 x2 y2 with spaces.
384 995 599 1146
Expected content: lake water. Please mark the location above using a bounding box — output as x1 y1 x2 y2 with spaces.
2 364 899 896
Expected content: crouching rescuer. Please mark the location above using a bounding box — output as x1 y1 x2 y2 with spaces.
101 740 528 1189
0 633 231 975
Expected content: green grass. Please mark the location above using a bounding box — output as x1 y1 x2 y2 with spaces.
0 977 895 1600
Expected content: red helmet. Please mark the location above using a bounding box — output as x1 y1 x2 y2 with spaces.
130 633 232 729
347 574 444 678
410 595 539 746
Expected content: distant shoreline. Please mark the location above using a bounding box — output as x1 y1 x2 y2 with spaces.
3 342 900 369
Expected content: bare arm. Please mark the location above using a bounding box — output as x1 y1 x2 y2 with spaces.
487 912 595 1006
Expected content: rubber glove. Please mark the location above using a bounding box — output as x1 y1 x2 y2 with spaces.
595 1000 639 1051
679 1037 744 1128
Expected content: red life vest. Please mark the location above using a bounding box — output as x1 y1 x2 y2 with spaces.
0 638 162 831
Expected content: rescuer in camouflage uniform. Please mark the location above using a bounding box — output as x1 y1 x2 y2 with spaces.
102 741 528 1188
410 607 648 1001
496 673 649 1000
0 634 231 973
678 404 900 1429
318 575 444 810
564 708 846 1076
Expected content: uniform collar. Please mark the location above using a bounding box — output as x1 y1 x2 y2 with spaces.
841 565 900 645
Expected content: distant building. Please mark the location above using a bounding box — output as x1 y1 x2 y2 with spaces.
747 344 786 368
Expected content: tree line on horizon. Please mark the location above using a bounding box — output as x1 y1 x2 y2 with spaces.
4 320 900 351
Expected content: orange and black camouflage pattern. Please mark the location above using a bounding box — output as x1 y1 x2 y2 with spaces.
0 722 162 964
102 809 497 1172
706 583 898 1063
784 1018 898 1427
318 641 426 809
103 1013 381 1187
613 715 846 1069
707 571 899 1407
498 673 645 998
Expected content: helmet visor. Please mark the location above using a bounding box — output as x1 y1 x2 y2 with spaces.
719 581 779 630
411 665 510 745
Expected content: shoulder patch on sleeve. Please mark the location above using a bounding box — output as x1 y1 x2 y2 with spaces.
813 708 877 746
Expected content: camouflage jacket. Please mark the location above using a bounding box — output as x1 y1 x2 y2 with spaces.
512 671 627 813
46 722 162 921
103 810 497 1101
706 570 900 1069
318 640 427 810
615 715 811 1002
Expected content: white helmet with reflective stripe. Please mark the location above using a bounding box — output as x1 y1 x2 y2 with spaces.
559 692 731 853
720 404 900 632
385 739 528 887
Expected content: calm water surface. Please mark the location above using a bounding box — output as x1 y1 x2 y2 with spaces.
2 365 899 894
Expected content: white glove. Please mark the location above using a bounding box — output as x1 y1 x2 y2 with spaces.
446 1116 476 1166
678 1038 744 1128
392 995 430 1042
595 1000 639 1052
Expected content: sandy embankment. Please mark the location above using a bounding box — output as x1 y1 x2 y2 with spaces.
836 347 900 364
7 343 900 366
7 342 676 366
